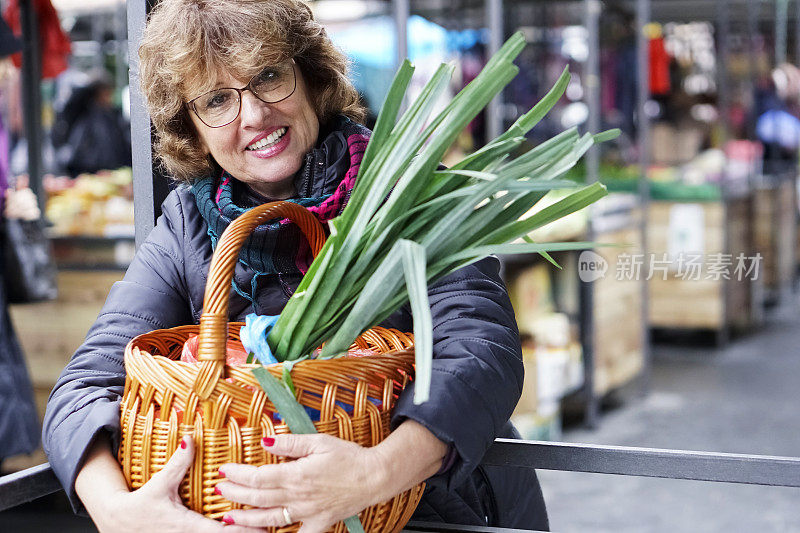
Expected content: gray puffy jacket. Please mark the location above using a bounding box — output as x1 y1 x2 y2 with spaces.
43 131 548 530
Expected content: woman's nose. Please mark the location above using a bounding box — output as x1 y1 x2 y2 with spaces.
239 90 270 127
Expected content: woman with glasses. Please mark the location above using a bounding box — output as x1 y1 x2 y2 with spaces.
43 0 548 531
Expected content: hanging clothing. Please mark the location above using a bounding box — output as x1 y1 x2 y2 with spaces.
3 0 71 79
0 240 40 460
0 94 39 461
649 36 671 96
601 49 618 116
616 44 638 134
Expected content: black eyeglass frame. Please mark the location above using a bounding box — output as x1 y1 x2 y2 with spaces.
187 60 297 128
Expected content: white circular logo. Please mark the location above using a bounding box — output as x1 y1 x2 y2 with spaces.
578 250 608 282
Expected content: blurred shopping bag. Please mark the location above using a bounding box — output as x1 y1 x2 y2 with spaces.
3 187 56 303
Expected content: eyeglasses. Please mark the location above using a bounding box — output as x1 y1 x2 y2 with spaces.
188 60 297 128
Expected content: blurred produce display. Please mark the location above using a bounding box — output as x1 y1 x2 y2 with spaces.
563 138 764 204
519 189 591 243
511 312 583 441
44 167 134 237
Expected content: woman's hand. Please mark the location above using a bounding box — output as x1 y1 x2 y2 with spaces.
216 433 383 531
75 435 259 533
216 420 448 532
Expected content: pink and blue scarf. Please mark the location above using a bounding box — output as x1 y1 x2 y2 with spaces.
192 116 370 278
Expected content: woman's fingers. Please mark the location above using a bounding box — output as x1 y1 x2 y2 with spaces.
222 507 297 528
216 434 377 531
216 481 285 508
219 461 290 489
149 436 195 493
219 434 338 489
171 507 232 533
262 433 329 459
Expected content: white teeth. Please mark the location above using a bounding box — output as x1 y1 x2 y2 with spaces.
247 127 287 151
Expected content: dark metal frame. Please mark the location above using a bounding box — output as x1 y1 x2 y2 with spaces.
128 0 171 248
636 0 653 398
19 0 44 214
4 439 800 529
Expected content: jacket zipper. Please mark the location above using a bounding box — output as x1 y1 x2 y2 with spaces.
476 465 499 525
298 152 313 198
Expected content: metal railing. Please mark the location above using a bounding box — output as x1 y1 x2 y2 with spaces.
3 439 800 531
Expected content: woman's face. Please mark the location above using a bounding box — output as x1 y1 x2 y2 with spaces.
189 64 319 199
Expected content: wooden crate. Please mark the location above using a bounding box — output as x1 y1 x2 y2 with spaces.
754 179 795 297
9 270 124 419
593 224 644 395
647 197 753 333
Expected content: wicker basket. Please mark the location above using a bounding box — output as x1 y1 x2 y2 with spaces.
119 201 424 532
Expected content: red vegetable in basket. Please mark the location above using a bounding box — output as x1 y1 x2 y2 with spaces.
180 334 249 366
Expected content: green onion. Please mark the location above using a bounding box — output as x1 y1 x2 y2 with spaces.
265 30 618 377
250 35 618 531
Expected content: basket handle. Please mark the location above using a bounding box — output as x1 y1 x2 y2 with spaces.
193 201 326 399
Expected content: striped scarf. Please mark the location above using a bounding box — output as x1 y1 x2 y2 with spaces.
192 116 370 277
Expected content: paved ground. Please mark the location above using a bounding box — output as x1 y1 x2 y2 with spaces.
539 302 800 532
3 302 800 532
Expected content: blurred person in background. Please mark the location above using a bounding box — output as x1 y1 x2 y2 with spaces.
51 69 131 177
755 63 800 174
0 15 39 472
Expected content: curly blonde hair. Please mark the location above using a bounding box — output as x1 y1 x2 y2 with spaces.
138 0 365 182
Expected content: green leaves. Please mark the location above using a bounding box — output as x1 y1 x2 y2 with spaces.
399 240 432 405
251 367 316 434
246 39 615 528
259 32 614 403
250 366 365 532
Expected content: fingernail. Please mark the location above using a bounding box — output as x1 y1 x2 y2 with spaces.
180 438 187 450
222 515 235 525
214 486 222 496
262 437 275 447
218 469 226 478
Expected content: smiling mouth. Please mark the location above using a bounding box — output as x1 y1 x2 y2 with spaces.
246 127 288 151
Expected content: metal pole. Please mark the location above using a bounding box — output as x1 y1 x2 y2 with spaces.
392 0 408 72
716 0 730 144
776 0 789 65
581 0 601 428
796 0 800 64
0 464 60 513
129 0 169 247
19 0 43 215
486 0 503 141
746 0 759 140
584 0 601 169
406 523 534 533
715 0 733 345
484 439 800 488
636 0 651 398
392 0 409 114
746 0 766 327
114 1 128 101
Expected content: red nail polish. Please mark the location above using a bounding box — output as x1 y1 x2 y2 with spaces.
218 469 226 478
222 515 235 525
214 486 222 496
180 439 187 450
262 437 275 447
